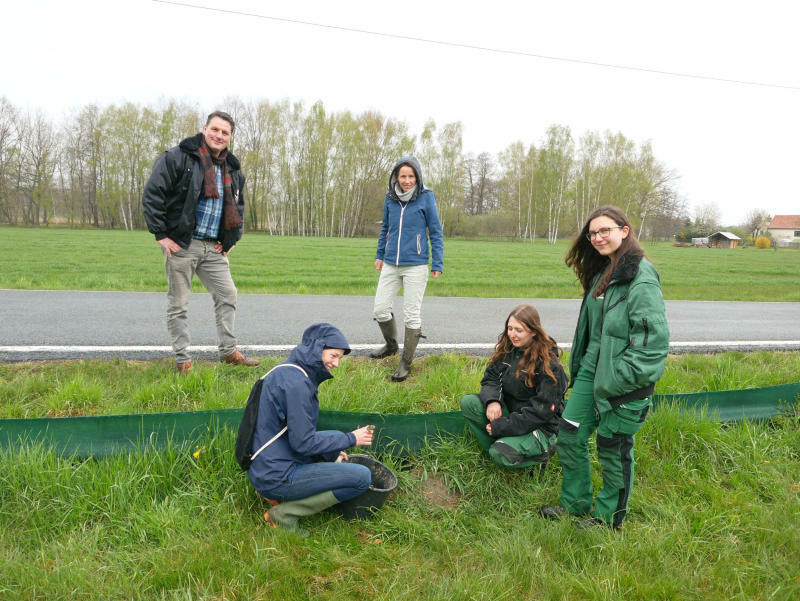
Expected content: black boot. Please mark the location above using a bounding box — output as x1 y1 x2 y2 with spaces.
370 316 399 359
391 327 422 382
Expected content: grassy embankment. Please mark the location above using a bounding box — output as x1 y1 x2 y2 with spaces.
1 226 799 300
2 351 800 419
1 353 799 600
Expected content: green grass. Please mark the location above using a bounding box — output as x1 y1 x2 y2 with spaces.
2 351 799 419
1 360 798 599
1 355 798 599
2 226 799 300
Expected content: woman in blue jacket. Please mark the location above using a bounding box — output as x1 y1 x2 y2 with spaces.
247 323 374 535
371 156 444 382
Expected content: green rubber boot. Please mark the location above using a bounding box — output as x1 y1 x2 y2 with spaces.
264 490 340 537
370 316 399 359
391 327 422 382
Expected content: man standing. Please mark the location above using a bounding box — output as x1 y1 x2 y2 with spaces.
143 111 259 374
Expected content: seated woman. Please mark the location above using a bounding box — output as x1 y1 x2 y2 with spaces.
247 323 374 535
460 305 567 468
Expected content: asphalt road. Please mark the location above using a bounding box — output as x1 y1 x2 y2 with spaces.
1 290 799 361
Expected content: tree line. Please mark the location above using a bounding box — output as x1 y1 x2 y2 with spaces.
0 95 688 240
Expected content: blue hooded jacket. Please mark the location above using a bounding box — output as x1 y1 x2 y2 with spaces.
375 156 444 272
247 323 355 495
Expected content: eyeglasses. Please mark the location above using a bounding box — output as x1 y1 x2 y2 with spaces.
586 226 624 241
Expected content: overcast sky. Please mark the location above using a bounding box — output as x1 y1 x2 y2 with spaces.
7 0 799 226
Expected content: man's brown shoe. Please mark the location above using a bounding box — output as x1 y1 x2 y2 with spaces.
176 361 192 375
222 349 259 367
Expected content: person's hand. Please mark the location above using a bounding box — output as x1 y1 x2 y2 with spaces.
486 423 493 436
351 425 374 446
431 270 441 278
374 259 384 271
158 237 181 258
486 401 502 422
338 451 349 462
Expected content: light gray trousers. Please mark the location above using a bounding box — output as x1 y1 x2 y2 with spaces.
164 238 238 362
373 263 429 329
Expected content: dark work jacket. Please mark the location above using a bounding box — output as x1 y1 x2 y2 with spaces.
142 133 245 253
478 345 568 439
246 323 356 496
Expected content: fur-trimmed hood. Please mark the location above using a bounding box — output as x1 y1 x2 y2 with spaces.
609 248 645 284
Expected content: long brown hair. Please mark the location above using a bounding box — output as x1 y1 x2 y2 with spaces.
565 205 646 297
489 304 561 386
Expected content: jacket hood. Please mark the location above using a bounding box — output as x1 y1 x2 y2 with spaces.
179 132 241 171
388 156 424 200
286 323 351 385
610 248 644 284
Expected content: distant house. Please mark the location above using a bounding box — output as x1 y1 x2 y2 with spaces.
767 215 800 243
709 231 741 249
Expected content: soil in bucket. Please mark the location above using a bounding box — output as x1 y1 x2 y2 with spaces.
333 454 398 520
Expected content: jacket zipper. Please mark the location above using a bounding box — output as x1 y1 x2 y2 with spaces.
396 202 407 265
568 290 591 388
416 233 421 254
595 293 608 370
595 288 627 369
642 317 649 346
606 294 627 312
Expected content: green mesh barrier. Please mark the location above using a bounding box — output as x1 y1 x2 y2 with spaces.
1 383 797 460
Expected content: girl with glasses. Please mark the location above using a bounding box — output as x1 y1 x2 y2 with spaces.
540 205 669 529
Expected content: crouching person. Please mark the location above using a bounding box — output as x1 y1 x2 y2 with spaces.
247 323 374 536
460 305 567 469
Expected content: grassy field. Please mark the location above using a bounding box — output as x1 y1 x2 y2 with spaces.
2 351 800 419
2 226 799 300
1 354 799 600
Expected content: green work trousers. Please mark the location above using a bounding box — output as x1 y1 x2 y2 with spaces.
460 394 554 469
557 370 651 528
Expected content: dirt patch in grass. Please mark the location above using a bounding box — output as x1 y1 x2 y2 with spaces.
416 470 461 509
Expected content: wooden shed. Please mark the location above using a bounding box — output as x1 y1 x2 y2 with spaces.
709 231 741 248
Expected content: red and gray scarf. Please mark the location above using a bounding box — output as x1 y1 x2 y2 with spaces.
198 142 243 231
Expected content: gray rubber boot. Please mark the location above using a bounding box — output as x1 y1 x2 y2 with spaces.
391 327 422 382
264 490 340 537
369 316 399 359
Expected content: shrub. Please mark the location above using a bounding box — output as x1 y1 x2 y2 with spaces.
755 236 771 249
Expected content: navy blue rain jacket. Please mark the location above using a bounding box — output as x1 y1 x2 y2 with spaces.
247 323 355 495
375 156 444 272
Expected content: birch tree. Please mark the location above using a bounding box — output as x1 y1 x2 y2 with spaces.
537 125 574 243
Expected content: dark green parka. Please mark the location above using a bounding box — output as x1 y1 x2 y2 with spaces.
569 249 669 414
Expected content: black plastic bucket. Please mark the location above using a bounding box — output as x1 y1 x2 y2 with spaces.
334 454 398 520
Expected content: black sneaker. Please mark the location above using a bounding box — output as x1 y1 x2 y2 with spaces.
539 505 567 520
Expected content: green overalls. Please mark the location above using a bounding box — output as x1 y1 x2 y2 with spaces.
559 252 669 528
